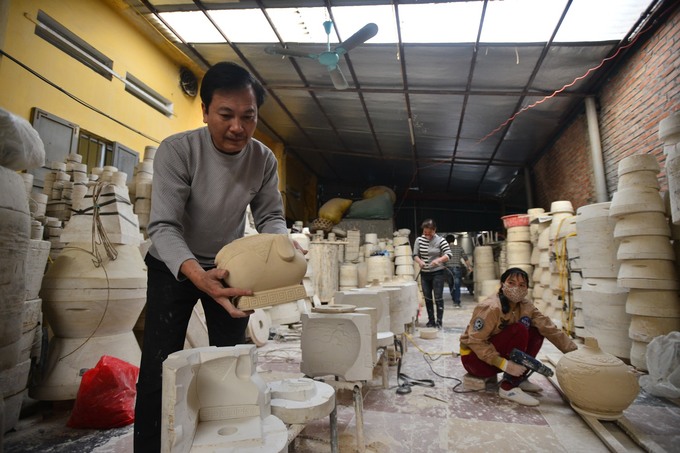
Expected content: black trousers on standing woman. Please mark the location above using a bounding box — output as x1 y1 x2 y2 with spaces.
420 269 446 327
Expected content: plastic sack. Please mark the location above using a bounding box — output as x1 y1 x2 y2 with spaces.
318 198 352 224
67 355 140 429
345 192 393 219
0 108 46 171
363 185 396 203
639 331 680 398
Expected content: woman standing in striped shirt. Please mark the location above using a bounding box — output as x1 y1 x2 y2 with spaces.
413 219 452 328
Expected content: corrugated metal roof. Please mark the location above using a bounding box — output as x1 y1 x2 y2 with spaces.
122 0 672 228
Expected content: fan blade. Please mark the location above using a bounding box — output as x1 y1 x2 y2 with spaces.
264 46 315 59
335 23 378 55
329 66 348 90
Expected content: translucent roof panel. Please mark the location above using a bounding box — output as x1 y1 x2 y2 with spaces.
208 9 278 43
554 0 654 42
159 0 651 45
397 2 484 43
480 0 568 43
159 11 226 43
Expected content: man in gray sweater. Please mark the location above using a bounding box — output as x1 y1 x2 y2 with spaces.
134 61 289 452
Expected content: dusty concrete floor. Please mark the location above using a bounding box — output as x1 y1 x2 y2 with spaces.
4 290 680 452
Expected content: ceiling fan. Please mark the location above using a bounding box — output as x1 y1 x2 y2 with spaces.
265 20 378 90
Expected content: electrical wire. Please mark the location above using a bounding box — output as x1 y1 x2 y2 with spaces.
0 48 161 144
56 244 113 361
477 3 668 144
397 333 496 395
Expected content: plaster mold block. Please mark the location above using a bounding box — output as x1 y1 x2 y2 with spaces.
246 309 271 347
625 288 680 317
617 153 661 177
354 307 378 360
609 187 665 218
617 170 660 190
268 378 335 425
32 332 140 401
339 263 359 289
334 291 391 332
667 143 680 225
162 345 287 453
617 235 675 260
358 285 408 335
580 277 631 359
307 240 343 303
383 280 419 320
267 301 303 326
0 166 30 360
575 203 620 278
613 212 670 238
62 183 142 245
215 234 307 310
24 240 51 300
300 312 373 381
33 242 146 400
618 259 680 290
628 314 680 343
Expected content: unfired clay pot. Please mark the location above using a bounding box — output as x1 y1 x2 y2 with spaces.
215 234 306 292
556 337 639 420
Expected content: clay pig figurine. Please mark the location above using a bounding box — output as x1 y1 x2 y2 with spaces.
215 234 307 292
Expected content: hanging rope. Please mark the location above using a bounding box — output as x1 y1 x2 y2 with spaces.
549 217 574 335
89 181 119 266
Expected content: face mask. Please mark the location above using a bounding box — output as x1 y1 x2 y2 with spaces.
502 283 527 303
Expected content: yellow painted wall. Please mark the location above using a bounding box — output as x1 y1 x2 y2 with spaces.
0 0 203 156
0 0 317 219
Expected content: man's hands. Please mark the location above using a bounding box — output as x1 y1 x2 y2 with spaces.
180 259 253 318
504 360 527 377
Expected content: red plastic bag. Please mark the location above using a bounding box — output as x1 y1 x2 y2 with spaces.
67 355 139 429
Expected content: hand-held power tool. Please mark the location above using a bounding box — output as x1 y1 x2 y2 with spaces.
509 348 554 378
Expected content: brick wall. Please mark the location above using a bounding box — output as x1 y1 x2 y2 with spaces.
533 5 680 212
533 115 596 210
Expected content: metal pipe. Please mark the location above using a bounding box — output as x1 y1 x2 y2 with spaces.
353 385 365 453
330 404 339 453
585 97 609 202
524 166 534 207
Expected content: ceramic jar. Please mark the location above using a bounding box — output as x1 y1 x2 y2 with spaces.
556 337 639 420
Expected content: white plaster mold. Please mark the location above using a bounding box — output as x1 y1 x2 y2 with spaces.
268 378 335 424
61 183 142 245
32 242 146 400
300 312 374 381
162 345 287 453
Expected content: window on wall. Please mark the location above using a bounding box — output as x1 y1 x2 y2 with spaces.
77 132 113 169
29 108 79 189
77 132 138 182
112 143 139 183
34 10 114 80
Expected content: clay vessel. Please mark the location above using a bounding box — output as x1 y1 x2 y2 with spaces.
556 337 639 420
215 234 307 292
